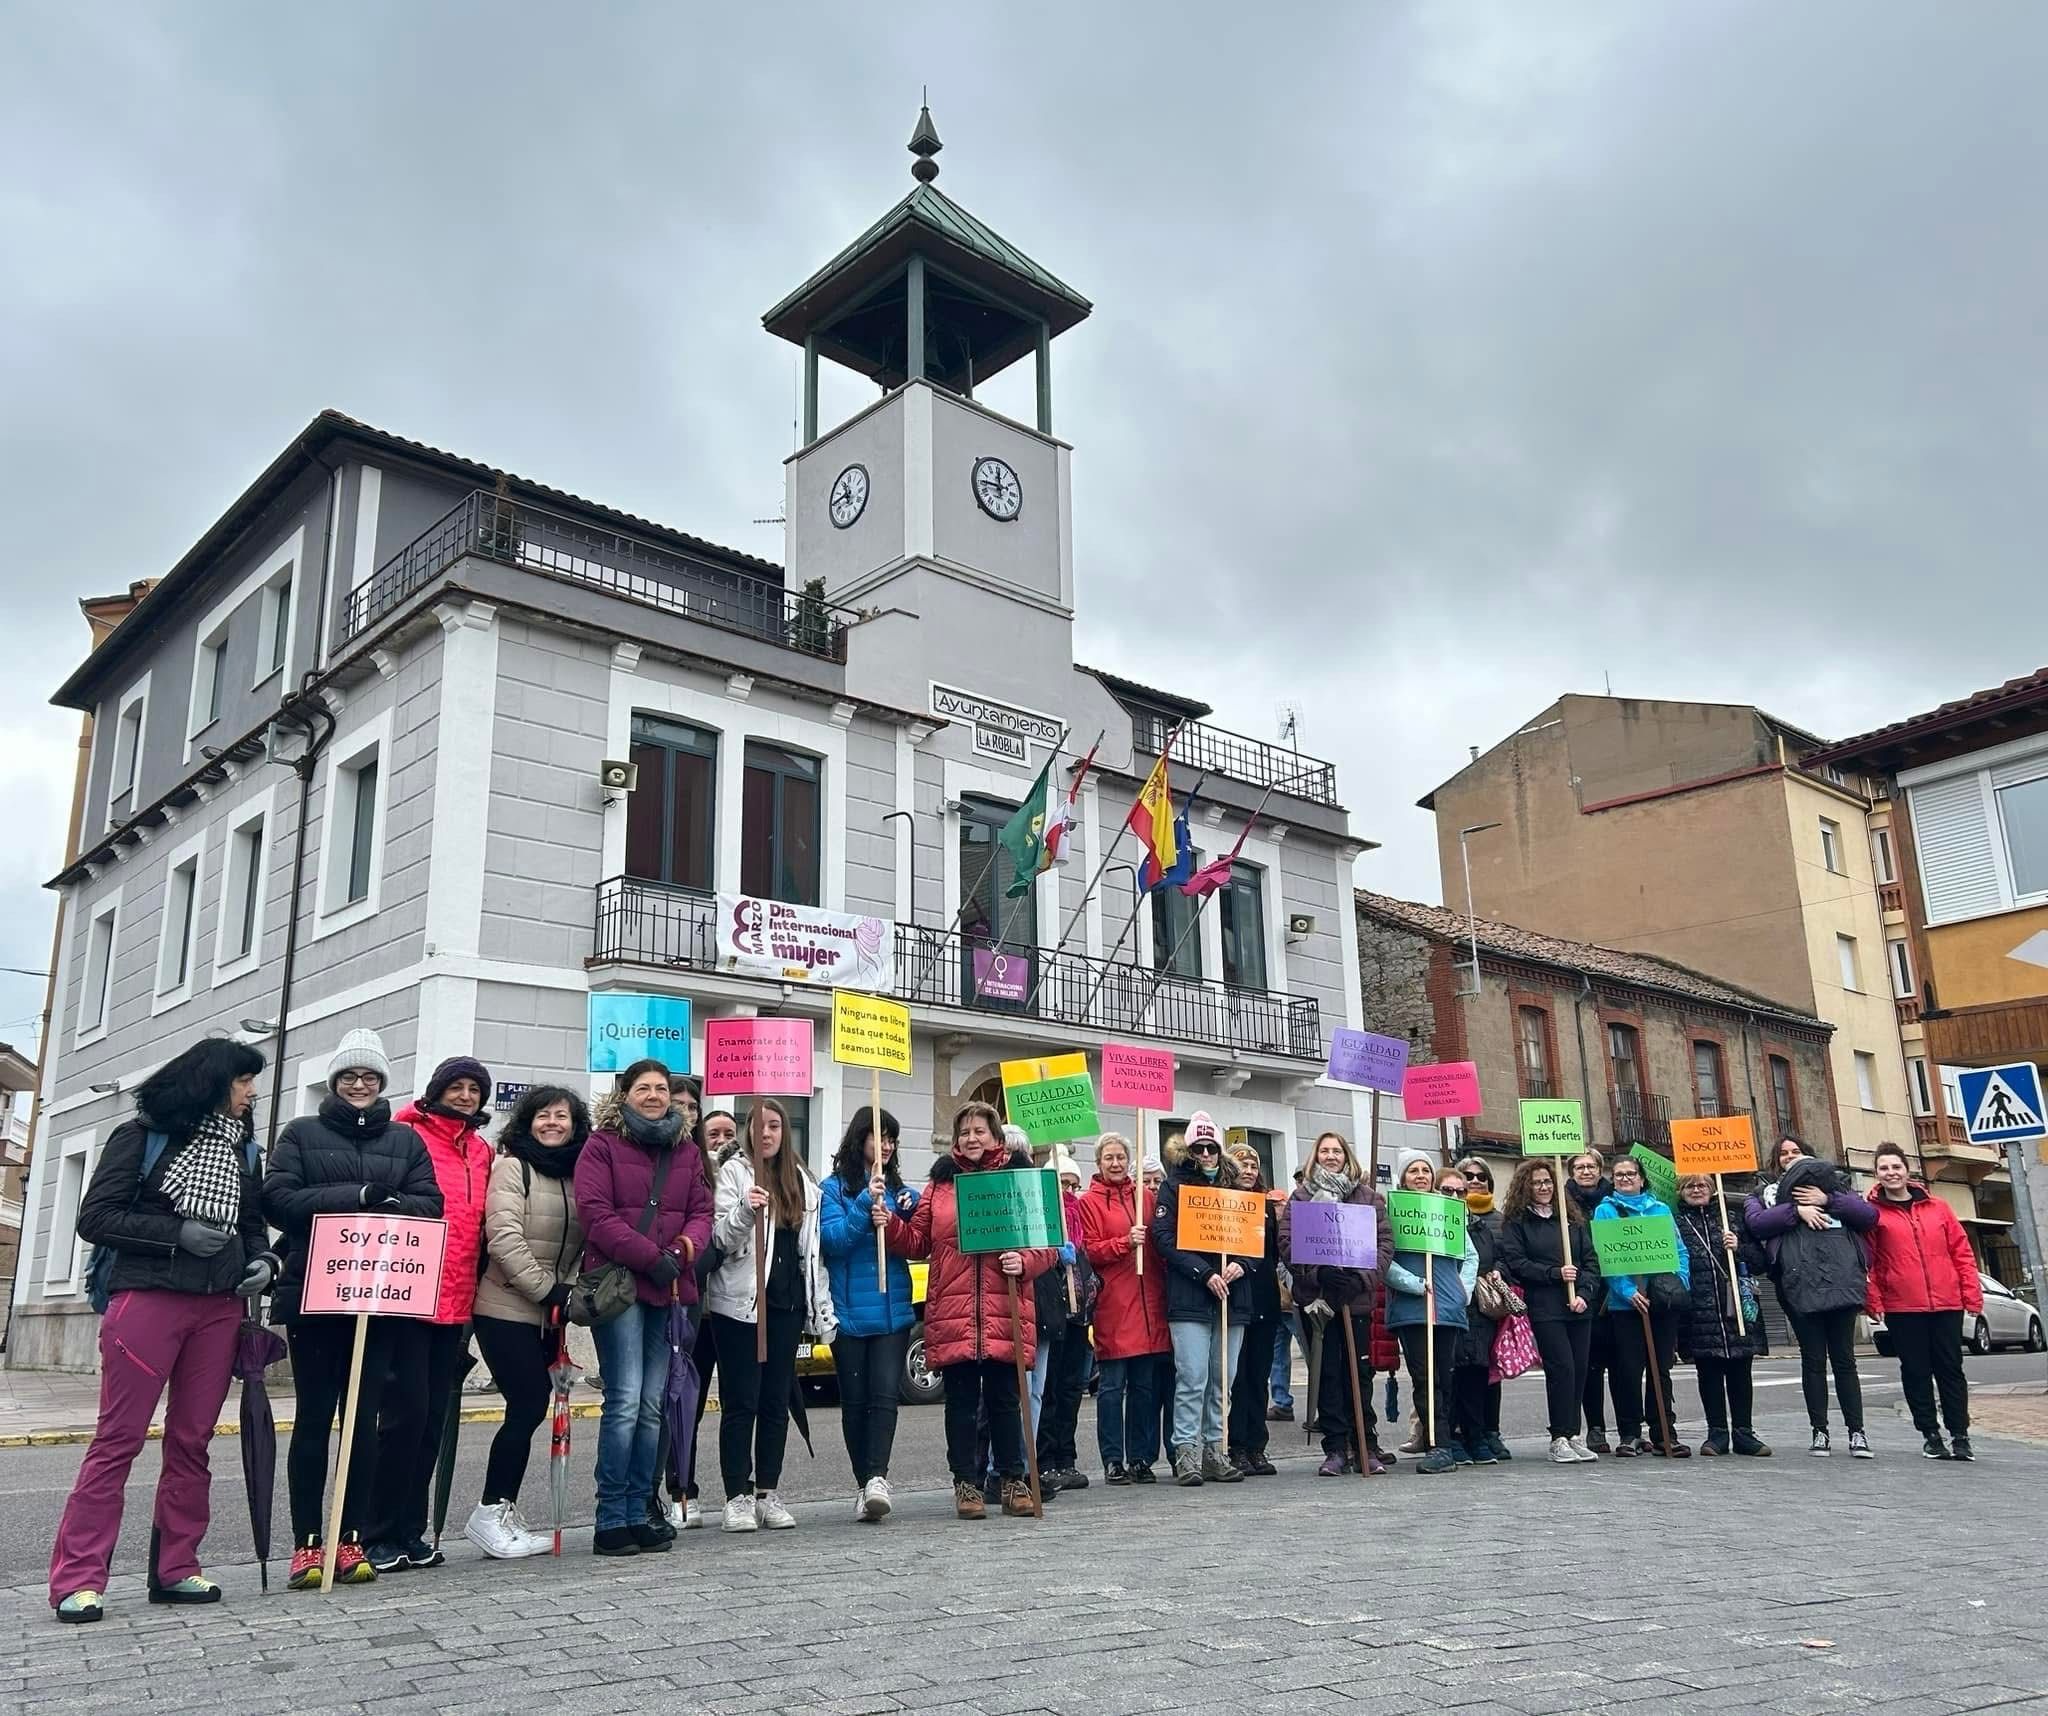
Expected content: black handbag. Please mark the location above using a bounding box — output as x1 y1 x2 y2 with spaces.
1647 1271 1691 1314
569 1144 676 1327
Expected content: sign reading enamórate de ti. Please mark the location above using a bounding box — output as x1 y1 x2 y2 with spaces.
587 992 693 1074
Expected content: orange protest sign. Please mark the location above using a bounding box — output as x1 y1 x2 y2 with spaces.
1176 1184 1266 1256
1670 1114 1758 1176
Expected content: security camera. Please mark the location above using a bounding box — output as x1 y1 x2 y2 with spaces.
599 758 639 792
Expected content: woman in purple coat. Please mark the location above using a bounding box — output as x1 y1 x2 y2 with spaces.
1744 1138 1877 1459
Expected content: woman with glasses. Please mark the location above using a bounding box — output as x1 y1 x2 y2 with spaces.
1151 1114 1247 1485
1451 1158 1513 1464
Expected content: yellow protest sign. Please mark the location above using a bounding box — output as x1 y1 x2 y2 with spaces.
830 991 911 1074
1000 1053 1089 1090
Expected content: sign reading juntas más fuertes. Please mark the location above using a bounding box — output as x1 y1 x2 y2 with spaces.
587 993 693 1074
928 682 1064 763
716 893 893 989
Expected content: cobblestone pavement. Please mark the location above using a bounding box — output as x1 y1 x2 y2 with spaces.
6 1408 2047 1716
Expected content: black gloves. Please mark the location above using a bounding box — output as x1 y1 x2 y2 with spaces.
359 1183 401 1209
646 1253 682 1290
543 1283 572 1313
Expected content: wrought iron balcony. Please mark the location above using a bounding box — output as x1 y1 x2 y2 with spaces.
593 876 1324 1061
341 490 859 661
1611 1090 1671 1147
1129 710 1340 809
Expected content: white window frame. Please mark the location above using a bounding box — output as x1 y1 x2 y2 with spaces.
74 886 124 1048
1818 817 1843 875
186 621 229 752
211 784 277 987
1994 766 2048 905
1853 1050 1879 1112
1908 1056 1934 1118
1870 827 1897 885
1901 735 2048 925
1835 932 1862 994
107 673 150 830
312 707 393 941
184 530 304 761
1887 937 1915 1000
256 563 295 687
42 1130 98 1293
151 828 208 1014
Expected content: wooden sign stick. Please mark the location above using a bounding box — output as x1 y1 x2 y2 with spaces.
1425 1272 1439 1450
1338 1306 1372 1478
754 1206 768 1364
1005 1275 1044 1517
1436 1115 1451 1170
320 1310 371 1595
1133 1111 1146 1277
1638 1299 1675 1454
1367 1090 1382 1183
1218 1252 1231 1430
1715 1172 1747 1337
872 1069 888 1296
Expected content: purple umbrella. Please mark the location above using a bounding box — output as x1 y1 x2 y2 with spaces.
233 1307 288 1591
661 1288 704 1498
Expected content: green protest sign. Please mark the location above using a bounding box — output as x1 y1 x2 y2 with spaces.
1385 1190 1467 1258
1003 1071 1100 1146
955 1168 1066 1254
1590 1213 1682 1277
1519 1098 1586 1155
1629 1143 1679 1206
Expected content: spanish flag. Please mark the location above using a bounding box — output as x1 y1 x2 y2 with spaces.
1129 750 1180 892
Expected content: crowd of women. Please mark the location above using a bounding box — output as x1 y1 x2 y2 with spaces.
47 1033 1993 1620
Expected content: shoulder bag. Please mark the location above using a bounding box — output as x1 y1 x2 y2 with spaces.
569 1144 676 1327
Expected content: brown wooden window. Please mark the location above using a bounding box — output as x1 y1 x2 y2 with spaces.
1517 1006 1554 1098
1693 1040 1727 1116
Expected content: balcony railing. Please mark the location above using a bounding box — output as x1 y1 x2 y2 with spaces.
341 490 859 662
1879 882 1905 915
1896 996 1922 1026
1520 1075 1556 1101
593 876 1324 1061
1130 711 1340 809
1915 1114 1974 1151
1611 1091 1671 1147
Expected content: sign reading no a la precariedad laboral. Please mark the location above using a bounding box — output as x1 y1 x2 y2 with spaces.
588 992 692 1074
717 892 894 989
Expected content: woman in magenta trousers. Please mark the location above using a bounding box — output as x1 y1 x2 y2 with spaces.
48 1037 278 1622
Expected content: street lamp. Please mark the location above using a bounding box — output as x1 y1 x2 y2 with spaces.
1457 822 1501 996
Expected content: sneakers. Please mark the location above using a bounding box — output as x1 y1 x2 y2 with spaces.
1585 1429 1612 1455
1267 1402 1296 1421
465 1501 550 1560
1952 1436 1975 1462
1054 1467 1090 1490
1397 1434 1427 1456
592 1526 639 1557
658 1496 688 1530
684 1497 703 1529
1173 1446 1204 1486
1447 1441 1473 1467
1416 1447 1456 1474
1243 1451 1278 1477
954 1479 987 1519
1000 1479 1036 1517
1848 1430 1873 1460
1809 1428 1832 1457
722 1495 759 1534
1129 1462 1157 1484
365 1539 411 1573
1732 1428 1772 1456
333 1536 375 1583
1484 1433 1514 1462
1567 1435 1598 1462
1317 1452 1347 1477
1666 1440 1692 1460
55 1590 104 1623
757 1491 796 1530
1105 1462 1130 1486
1922 1434 1953 1460
1700 1431 1731 1457
860 1477 893 1522
147 1575 221 1606
1549 1436 1579 1464
1367 1449 1389 1475
1470 1438 1498 1466
1201 1444 1242 1483
287 1537 326 1591
1612 1438 1639 1459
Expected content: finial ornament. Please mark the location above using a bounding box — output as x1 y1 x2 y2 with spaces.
909 100 942 184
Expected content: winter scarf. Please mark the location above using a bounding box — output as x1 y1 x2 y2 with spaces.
1306 1165 1358 1202
1464 1188 1496 1215
158 1110 248 1227
621 1106 685 1151
502 1125 583 1180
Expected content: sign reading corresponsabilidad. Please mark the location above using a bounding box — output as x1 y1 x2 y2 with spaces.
587 992 692 1074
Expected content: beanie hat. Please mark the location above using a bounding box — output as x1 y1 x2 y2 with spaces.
328 1028 390 1092
1052 1145 1082 1182
1184 1111 1223 1149
424 1055 492 1108
1392 1146 1437 1190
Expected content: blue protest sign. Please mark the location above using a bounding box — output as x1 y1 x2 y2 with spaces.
587 992 693 1074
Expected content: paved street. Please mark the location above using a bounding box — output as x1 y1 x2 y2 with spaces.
4 1355 2048 1713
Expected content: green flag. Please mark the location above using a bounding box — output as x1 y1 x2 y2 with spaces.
996 752 1059 898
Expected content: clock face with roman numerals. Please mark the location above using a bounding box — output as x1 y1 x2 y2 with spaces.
828 464 869 529
971 456 1022 522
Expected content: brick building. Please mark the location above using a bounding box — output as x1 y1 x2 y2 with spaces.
1355 890 1839 1182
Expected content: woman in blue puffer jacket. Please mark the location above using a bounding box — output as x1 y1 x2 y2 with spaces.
1594 1155 1692 1458
819 1106 919 1523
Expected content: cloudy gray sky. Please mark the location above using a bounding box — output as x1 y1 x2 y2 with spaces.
3 1 2044 1052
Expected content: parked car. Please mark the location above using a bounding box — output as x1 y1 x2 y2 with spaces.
1871 1272 2045 1357
795 1260 942 1404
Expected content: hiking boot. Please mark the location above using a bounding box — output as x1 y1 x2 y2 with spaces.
1000 1479 1037 1517
1056 1467 1089 1490
1173 1446 1204 1486
1951 1436 1975 1462
1732 1428 1771 1456
1398 1433 1427 1456
953 1480 987 1520
1201 1444 1242 1483
1416 1447 1456 1475
1245 1451 1278 1477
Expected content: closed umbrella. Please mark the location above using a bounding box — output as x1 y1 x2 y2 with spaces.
232 1305 287 1592
547 1317 582 1557
430 1344 478 1549
661 1287 703 1499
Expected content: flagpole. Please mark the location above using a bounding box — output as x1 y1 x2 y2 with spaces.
942 726 1069 940
1078 888 1148 1023
1023 821 1125 1012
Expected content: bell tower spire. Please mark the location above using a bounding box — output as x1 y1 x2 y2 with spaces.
908 97 942 184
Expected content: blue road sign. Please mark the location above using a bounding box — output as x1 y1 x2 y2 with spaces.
1956 1062 2047 1146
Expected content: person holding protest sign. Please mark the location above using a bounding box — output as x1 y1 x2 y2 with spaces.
708 1099 835 1533
1498 1157 1603 1464
576 1059 715 1554
886 1102 1056 1519
1036 1152 1098 1492
1384 1152 1477 1474
265 1028 441 1588
1564 1150 1619 1452
369 1056 496 1573
1450 1159 1513 1465
1745 1141 1877 1457
820 1105 918 1521
1150 1113 1249 1486
1282 1130 1396 1477
50 1037 277 1622
1594 1155 1691 1458
1081 1132 1167 1484
1673 1174 1769 1457
1224 1145 1282 1477
1865 1142 1979 1462
1143 1154 1178 1468
465 1086 589 1559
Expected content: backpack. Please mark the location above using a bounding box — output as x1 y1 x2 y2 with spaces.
85 1130 169 1314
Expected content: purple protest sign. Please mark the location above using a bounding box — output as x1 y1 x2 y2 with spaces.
972 948 1030 1003
1326 1027 1409 1094
1286 1200 1377 1270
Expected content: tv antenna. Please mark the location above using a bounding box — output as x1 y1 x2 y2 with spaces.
1277 701 1304 753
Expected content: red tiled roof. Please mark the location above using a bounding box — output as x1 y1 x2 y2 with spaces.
1806 667 2048 767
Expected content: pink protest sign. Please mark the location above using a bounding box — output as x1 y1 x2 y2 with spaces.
702 1017 815 1096
301 1215 448 1317
1100 1043 1175 1109
1402 1061 1481 1121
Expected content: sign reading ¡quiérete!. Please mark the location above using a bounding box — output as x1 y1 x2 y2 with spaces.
1669 1114 1759 1176
1385 1190 1468 1258
1286 1199 1377 1270
956 1168 1067 1254
1590 1213 1683 1278
1175 1184 1267 1256
1519 1097 1586 1155
830 991 912 1074
702 1017 815 1097
301 1215 449 1317
587 993 693 1074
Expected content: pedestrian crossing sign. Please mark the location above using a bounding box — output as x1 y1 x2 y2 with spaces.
1956 1062 2047 1146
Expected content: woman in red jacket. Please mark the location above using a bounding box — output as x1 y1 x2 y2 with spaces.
1079 1133 1168 1484
1867 1141 1983 1461
886 1102 1055 1519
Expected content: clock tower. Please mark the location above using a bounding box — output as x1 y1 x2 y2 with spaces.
765 106 1093 716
